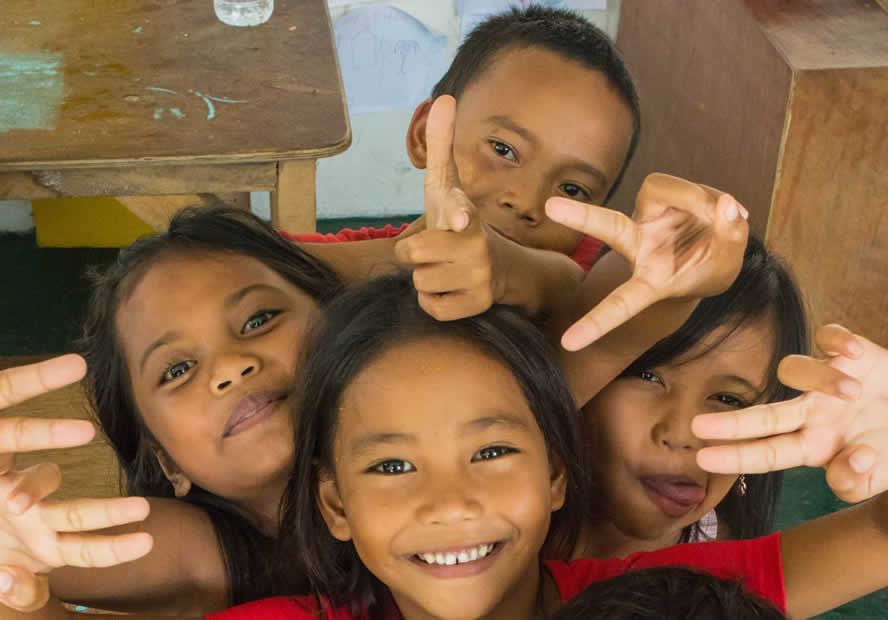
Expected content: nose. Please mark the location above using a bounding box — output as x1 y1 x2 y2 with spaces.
497 173 548 226
209 352 262 395
651 397 704 452
415 469 483 525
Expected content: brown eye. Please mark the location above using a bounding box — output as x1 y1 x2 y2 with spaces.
242 310 278 334
489 140 517 162
472 446 517 461
161 360 196 384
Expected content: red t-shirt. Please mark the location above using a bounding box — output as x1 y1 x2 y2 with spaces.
282 225 603 272
206 534 785 619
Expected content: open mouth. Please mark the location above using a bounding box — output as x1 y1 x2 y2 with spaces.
412 542 501 567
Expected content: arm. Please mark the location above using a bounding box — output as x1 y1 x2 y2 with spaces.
48 498 228 616
781 492 888 619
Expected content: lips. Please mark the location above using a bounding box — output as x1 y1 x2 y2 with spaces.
641 475 706 518
223 391 286 437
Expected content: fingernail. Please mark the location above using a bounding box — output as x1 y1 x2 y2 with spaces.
725 199 739 221
0 571 12 593
850 450 874 473
839 379 861 400
739 205 749 220
455 210 469 232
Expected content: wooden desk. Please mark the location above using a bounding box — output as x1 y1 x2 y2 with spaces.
0 0 351 233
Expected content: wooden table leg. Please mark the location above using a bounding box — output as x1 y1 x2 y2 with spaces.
272 160 317 234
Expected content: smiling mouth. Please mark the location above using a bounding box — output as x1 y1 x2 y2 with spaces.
413 542 500 567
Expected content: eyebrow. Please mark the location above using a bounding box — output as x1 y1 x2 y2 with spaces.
485 115 608 187
138 283 278 373
348 412 531 456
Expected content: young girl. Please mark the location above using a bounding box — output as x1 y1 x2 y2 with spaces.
573 234 809 559
2 275 887 620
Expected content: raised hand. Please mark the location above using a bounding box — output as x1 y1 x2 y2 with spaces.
395 95 504 320
545 173 749 350
694 324 888 503
0 355 153 611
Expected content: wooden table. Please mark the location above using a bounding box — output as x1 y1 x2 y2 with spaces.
0 0 351 233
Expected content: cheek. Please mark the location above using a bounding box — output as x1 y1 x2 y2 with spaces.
538 222 585 255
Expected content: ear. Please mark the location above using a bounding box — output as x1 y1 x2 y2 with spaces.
405 97 434 170
549 460 568 512
317 472 352 542
153 448 193 498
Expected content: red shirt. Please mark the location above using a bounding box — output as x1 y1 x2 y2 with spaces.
283 225 604 272
206 534 785 619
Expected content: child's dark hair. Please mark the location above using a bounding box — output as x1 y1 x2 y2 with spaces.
621 234 809 541
552 566 786 620
78 205 342 605
281 273 587 618
432 7 640 203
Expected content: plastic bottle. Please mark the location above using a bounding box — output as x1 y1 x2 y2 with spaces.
213 0 273 27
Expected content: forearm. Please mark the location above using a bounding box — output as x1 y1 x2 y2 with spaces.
493 237 584 316
782 492 888 619
555 250 698 407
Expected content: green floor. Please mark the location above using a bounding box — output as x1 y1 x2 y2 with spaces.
1 221 885 618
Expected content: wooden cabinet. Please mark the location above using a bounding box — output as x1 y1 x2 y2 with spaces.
612 0 888 345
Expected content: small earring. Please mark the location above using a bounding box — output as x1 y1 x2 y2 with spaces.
735 474 747 497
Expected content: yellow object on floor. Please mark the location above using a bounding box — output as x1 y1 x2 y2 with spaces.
32 197 153 248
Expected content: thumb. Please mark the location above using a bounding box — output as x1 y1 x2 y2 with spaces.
825 443 880 503
0 566 49 612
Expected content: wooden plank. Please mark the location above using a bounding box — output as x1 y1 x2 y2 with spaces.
0 0 350 168
272 160 316 233
0 164 276 200
765 67 888 347
745 0 888 70
612 0 791 236
0 357 121 500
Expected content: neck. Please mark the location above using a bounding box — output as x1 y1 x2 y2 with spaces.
233 471 289 536
572 516 681 560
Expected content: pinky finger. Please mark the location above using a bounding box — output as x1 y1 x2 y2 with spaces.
816 323 864 359
0 566 49 613
55 531 154 568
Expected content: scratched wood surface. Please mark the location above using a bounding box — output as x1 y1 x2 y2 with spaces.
0 0 350 169
0 356 122 501
614 0 888 350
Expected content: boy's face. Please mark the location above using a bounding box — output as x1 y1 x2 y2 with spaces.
409 46 635 255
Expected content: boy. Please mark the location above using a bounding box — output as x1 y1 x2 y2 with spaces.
296 6 639 271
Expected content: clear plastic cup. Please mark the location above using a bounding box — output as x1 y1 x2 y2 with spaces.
214 0 273 27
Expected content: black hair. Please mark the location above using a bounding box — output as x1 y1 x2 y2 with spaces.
280 273 587 619
432 6 640 203
78 205 342 605
552 566 786 620
620 234 809 542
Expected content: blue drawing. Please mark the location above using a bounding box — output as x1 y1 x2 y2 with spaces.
142 87 246 120
133 26 143 33
30 21 41 25
0 52 64 132
153 108 163 119
333 6 449 114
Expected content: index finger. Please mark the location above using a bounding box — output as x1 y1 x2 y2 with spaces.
691 397 811 441
0 355 86 410
424 95 462 230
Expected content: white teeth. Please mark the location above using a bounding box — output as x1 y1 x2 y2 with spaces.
416 543 495 566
